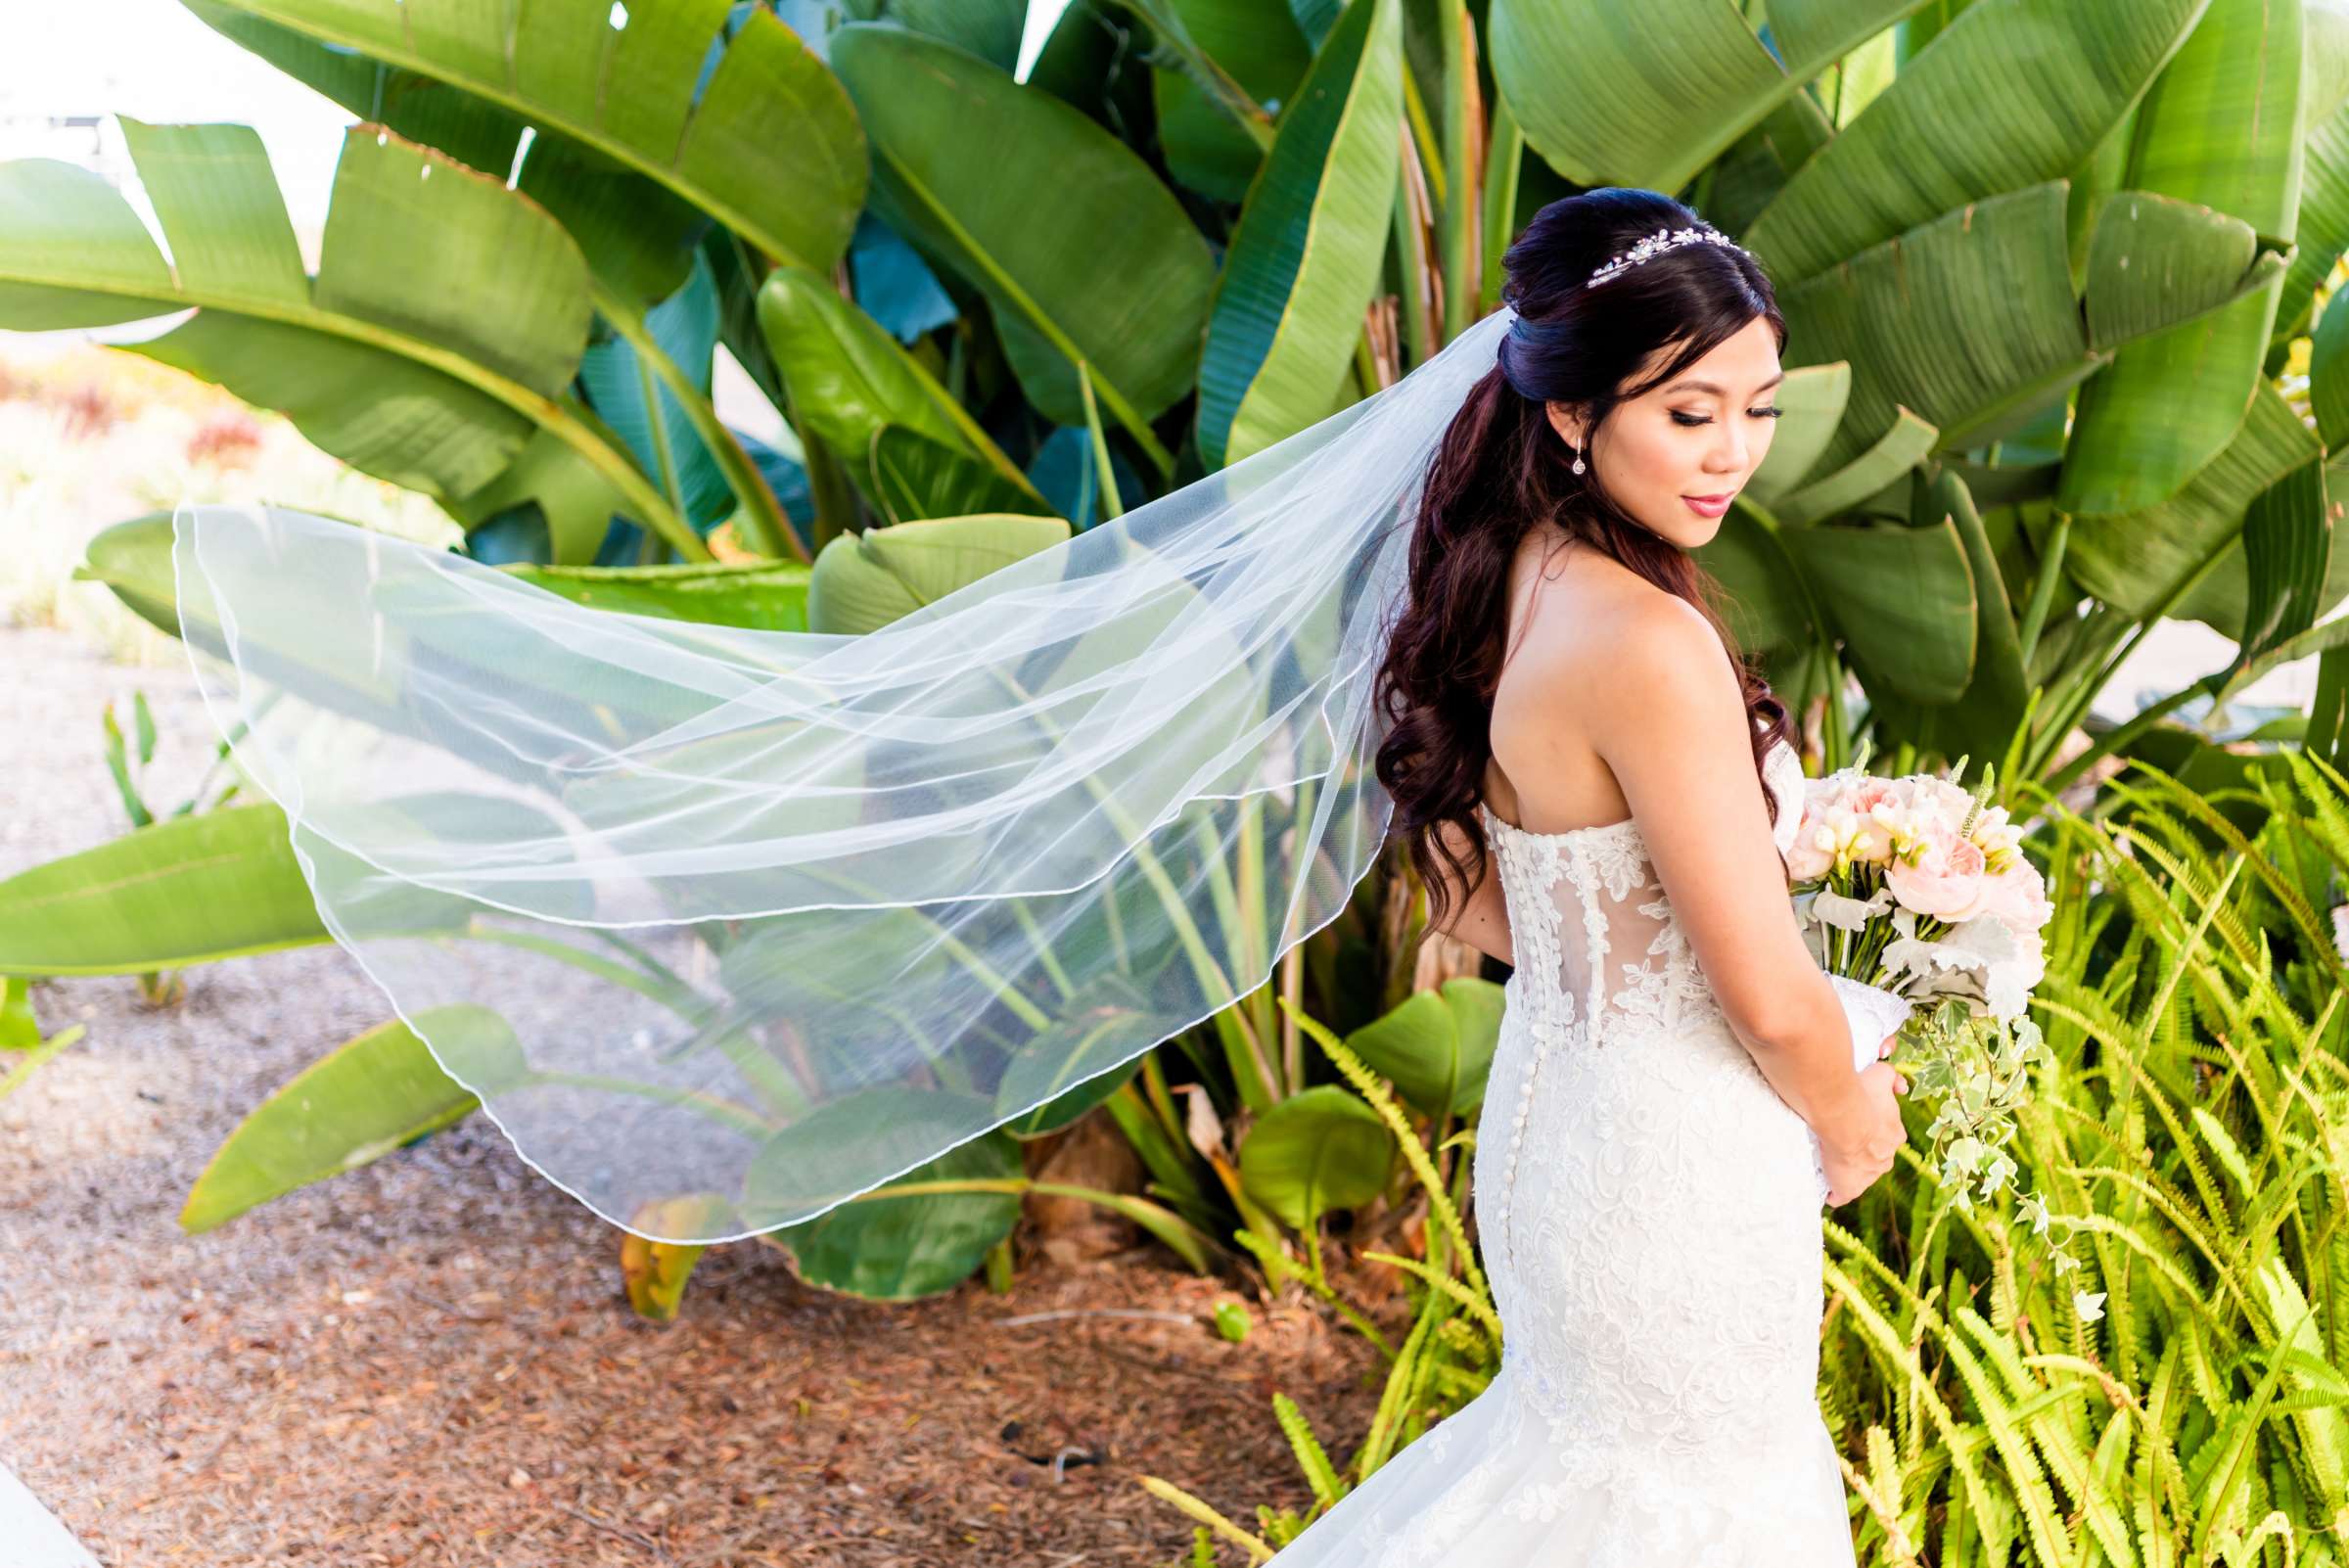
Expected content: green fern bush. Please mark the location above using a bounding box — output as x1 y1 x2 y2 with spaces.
1824 752 2349 1565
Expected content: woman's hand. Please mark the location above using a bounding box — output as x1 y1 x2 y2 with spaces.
1818 1059 1908 1206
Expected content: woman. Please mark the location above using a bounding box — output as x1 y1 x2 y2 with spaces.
172 188 1904 1559
1257 188 1910 1564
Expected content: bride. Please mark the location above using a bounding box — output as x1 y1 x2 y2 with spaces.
1267 187 1910 1562
172 186 1907 1564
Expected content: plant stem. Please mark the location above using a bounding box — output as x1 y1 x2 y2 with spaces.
2013 511 2069 668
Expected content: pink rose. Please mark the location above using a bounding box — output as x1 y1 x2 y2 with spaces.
1786 824 1837 882
1848 777 1900 815
1977 862 2052 931
1886 834 1992 922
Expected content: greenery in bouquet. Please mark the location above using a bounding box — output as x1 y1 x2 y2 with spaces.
1787 748 2087 1283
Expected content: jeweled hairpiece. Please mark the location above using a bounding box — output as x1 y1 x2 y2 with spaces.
1587 225 1749 289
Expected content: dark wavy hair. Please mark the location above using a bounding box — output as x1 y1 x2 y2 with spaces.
1373 187 1794 933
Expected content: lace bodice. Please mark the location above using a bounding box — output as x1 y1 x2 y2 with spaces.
1475 735 1807 1043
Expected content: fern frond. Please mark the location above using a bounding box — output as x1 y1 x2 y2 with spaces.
1133 1476 1274 1564
1269 1392 1345 1510
1282 999 1486 1301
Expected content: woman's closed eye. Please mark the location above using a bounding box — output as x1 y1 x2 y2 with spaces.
1671 407 1784 427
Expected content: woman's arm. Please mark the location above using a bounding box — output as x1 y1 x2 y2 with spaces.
1548 598 1906 1200
1425 815 1514 967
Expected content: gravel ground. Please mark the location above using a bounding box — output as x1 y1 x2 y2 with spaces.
0 623 1387 1567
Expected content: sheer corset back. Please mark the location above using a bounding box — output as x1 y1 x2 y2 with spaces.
1475 735 1806 1044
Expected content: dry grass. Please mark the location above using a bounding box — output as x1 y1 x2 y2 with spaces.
0 623 1389 1566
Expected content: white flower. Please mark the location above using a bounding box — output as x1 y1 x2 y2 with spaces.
2017 1191 2050 1235
2073 1289 2106 1323
1811 886 1894 932
2053 1250 2080 1275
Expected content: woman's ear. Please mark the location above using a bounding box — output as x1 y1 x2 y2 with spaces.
1543 399 1588 450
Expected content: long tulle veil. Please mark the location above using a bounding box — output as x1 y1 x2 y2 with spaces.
169 303 1518 1243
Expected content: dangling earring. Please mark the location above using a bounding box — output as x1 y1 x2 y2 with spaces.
1570 443 1587 476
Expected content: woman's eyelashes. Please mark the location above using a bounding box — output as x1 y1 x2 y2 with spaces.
1670 407 1784 427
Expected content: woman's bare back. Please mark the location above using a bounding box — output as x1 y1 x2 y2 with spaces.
1480 526 1691 835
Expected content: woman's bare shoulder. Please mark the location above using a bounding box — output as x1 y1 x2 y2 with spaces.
1486 544 1722 827
1492 546 1710 730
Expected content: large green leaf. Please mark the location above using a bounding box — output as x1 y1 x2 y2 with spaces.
748 1086 1024 1299
1700 81 1838 241
1773 407 1941 528
884 0 1029 69
2171 442 2349 645
1781 514 1979 704
2275 45 2349 341
1694 506 1819 657
0 807 330 976
2234 455 2332 669
805 513 1075 634
82 507 795 649
72 512 216 640
1194 0 1402 469
993 976 1165 1136
496 558 815 631
179 0 863 300
2060 0 2305 515
576 251 732 530
179 1008 523 1232
2313 280 2349 448
438 420 638 565
829 23 1217 460
1489 0 1932 197
1741 362 1853 504
2060 279 2286 516
757 264 993 458
1912 468 2032 760
754 264 1044 513
1860 464 2029 761
1776 183 2100 475
1341 977 1502 1118
2081 191 2279 352
1741 0 2210 287
867 427 1055 524
0 791 584 980
1153 0 1313 202
0 119 686 562
2059 383 2323 626
2129 0 2305 248
1237 1084 1395 1230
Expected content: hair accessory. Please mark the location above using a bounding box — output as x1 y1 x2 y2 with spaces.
1587 225 1749 289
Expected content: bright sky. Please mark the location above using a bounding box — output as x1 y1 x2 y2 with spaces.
0 0 1080 229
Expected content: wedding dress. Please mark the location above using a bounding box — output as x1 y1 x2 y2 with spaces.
1270 733 1859 1566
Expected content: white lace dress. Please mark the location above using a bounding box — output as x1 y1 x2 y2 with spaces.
1268 736 1859 1566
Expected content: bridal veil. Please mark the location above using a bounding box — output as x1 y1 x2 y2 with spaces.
169 304 1516 1243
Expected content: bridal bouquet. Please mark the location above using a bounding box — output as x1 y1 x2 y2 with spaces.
1787 755 2083 1277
